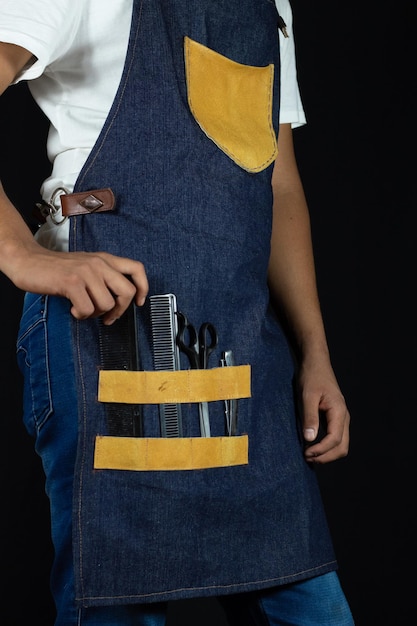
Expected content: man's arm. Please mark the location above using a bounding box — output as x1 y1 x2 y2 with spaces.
0 42 148 324
269 123 350 463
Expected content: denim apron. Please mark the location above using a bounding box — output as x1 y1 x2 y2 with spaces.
69 0 337 607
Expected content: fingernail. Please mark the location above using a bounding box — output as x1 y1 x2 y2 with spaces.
304 428 316 441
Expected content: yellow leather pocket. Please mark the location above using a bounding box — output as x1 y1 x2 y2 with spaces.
184 36 277 173
94 435 249 471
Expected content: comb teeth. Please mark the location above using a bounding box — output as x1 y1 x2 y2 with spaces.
149 294 183 437
162 405 183 437
149 295 180 368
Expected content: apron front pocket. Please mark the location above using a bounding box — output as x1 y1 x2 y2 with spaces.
184 36 278 173
95 366 251 469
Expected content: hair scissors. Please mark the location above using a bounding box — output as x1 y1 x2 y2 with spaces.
176 312 218 371
176 312 218 437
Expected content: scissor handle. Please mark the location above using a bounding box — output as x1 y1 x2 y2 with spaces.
198 322 218 369
176 312 199 369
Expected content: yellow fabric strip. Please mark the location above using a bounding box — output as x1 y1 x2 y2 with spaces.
94 435 249 471
98 365 251 405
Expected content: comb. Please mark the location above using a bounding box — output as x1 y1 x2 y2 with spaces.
98 303 143 436
149 293 183 437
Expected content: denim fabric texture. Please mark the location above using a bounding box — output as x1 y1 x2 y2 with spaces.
220 572 354 626
17 298 352 625
60 0 338 608
17 294 169 625
17 294 79 623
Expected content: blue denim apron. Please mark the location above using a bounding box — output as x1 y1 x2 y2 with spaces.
69 0 337 607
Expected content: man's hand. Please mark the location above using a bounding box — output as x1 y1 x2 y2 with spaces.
4 239 149 325
298 354 351 464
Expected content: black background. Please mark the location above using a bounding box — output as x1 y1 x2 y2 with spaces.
1 2 415 624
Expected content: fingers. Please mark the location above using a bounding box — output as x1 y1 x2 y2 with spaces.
61 252 148 323
301 387 351 464
7 241 149 323
69 277 136 323
304 408 350 464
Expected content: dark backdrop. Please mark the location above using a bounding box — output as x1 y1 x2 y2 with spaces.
1 2 414 624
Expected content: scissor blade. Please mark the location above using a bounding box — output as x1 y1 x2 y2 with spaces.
221 350 238 436
198 402 211 438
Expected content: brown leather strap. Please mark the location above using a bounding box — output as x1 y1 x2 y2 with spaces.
61 188 116 217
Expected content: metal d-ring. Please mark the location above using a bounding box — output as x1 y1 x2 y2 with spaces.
36 186 70 225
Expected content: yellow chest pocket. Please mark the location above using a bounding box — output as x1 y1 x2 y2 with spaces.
184 36 278 173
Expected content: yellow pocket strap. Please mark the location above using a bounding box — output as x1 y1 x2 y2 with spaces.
98 365 251 405
94 435 249 471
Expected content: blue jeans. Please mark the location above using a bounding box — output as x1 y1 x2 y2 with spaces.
16 294 353 625
219 572 354 626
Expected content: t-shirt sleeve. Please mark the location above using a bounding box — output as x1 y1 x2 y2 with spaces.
0 0 82 82
276 0 307 128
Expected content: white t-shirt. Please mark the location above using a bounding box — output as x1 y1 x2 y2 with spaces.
0 0 306 251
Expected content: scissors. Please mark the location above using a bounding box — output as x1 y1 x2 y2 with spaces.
176 312 218 437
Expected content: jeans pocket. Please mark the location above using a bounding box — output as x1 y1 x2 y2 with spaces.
16 293 52 436
184 36 278 173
